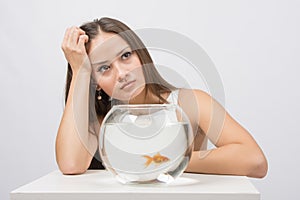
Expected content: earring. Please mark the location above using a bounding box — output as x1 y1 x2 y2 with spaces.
96 88 102 100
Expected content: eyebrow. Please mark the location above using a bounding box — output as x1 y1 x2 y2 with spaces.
91 46 130 66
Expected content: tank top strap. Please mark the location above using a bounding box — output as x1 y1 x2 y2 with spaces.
166 89 179 105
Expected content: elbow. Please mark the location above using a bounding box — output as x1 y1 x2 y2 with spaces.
247 154 268 178
57 161 88 175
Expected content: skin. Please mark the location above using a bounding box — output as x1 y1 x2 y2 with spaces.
89 32 146 102
56 26 268 178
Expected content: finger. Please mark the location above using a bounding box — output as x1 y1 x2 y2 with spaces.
78 34 89 44
78 34 89 50
75 27 88 43
61 27 71 50
72 27 86 43
68 26 81 48
76 27 86 35
63 27 71 42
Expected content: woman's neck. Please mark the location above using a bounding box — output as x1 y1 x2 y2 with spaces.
127 88 170 104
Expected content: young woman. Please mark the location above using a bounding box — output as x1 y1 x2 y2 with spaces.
56 17 268 178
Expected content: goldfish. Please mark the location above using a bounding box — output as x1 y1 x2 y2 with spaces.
143 152 170 167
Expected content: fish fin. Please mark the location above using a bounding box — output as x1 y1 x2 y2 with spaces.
143 155 153 167
153 152 161 158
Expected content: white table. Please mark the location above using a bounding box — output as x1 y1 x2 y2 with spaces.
10 170 260 200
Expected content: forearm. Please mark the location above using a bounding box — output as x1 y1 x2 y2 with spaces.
56 71 97 174
185 143 268 178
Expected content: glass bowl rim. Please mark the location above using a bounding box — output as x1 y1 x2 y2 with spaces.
110 104 178 109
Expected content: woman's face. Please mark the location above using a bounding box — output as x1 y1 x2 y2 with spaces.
88 31 145 101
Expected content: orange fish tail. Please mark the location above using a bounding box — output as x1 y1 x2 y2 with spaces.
143 155 153 167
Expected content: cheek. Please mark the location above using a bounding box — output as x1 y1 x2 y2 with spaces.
132 56 142 69
97 77 115 96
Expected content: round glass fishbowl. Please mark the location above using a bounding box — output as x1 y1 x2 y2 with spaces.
99 104 194 184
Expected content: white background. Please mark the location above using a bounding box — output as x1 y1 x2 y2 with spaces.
1 0 299 199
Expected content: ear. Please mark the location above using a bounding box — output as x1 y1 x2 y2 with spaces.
96 85 101 91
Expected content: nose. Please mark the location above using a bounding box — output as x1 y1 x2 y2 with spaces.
112 61 128 82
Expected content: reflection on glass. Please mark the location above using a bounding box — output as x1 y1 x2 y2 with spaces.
99 104 194 184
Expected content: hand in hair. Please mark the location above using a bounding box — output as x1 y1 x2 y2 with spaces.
61 26 90 74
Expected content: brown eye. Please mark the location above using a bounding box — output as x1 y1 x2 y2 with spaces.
121 51 132 60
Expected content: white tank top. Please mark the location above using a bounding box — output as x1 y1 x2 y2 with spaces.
166 90 179 104
166 89 208 150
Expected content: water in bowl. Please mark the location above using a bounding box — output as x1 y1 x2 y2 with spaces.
99 104 194 184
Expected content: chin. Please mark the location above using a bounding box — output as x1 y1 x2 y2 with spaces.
117 86 145 103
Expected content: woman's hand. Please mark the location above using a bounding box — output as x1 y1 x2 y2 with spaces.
61 26 90 74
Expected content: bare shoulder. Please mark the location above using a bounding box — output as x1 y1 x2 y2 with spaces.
177 88 214 127
178 88 212 106
178 88 211 96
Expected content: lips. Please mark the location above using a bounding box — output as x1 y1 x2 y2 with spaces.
120 80 136 90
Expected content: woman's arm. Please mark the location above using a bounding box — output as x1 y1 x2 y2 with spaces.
55 27 97 175
184 90 268 178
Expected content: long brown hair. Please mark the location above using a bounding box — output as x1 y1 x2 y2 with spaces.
64 17 176 118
